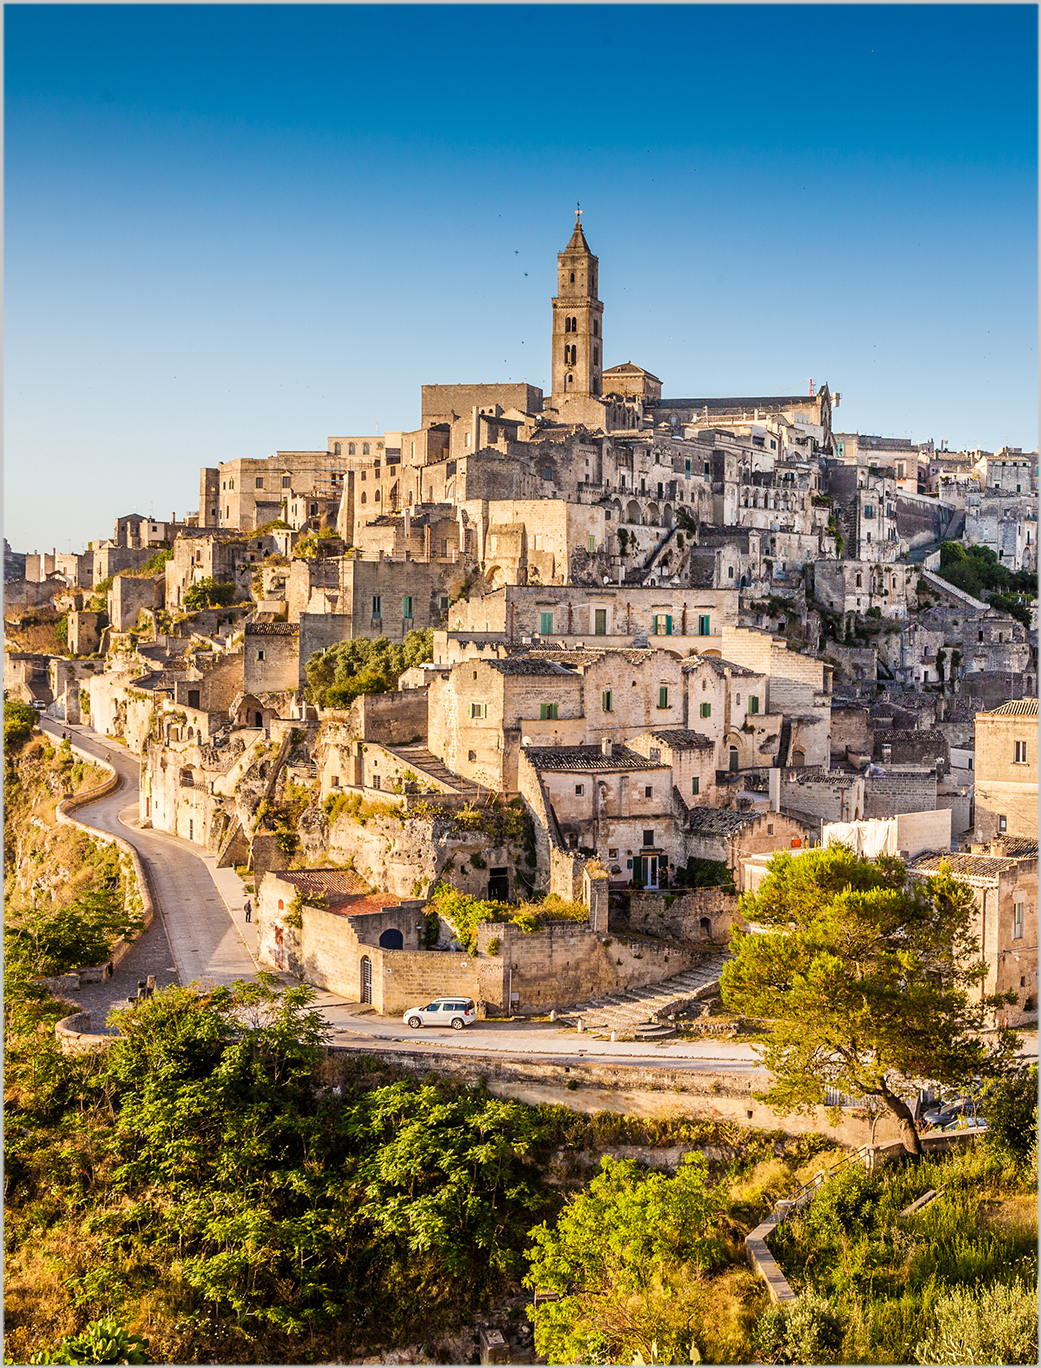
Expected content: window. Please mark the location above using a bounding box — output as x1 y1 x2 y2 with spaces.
642 830 655 847
187 690 200 709
575 784 585 796
594 608 607 635
649 747 661 762
698 615 710 635
608 847 618 859
256 649 265 661
540 612 554 635
1013 902 1024 939
999 815 1008 833
700 702 711 718
256 477 264 488
691 777 700 796
334 442 342 455
588 535 596 554
403 595 414 619
602 689 613 712
658 686 669 708
654 614 673 636
728 565 735 579
644 786 653 798
1014 741 1028 764
363 443 370 455
540 703 558 720
864 504 874 518
545 465 553 479
468 749 477 762
855 573 863 588
767 823 774 835
439 594 450 611
282 475 290 488
469 702 487 719
750 695 760 714
360 492 367 504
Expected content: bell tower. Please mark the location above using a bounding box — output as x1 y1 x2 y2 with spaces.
552 207 604 402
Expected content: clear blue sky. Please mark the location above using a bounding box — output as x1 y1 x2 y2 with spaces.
5 3 1037 555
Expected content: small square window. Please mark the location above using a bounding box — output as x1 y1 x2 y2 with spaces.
469 702 487 719
468 749 477 762
255 477 264 489
540 703 558 720
575 784 585 796
644 786 653 798
999 815 1008 833
767 823 774 835
1014 741 1028 764
608 847 618 859
700 702 711 718
256 649 265 661
642 830 654 847
331 775 340 787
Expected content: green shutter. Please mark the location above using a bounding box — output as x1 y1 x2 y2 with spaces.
692 777 700 796
665 614 673 636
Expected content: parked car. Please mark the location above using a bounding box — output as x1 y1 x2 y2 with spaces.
403 998 477 1030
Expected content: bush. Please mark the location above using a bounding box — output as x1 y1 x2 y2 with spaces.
807 1165 877 1239
182 577 235 612
30 1317 149 1364
984 1066 1038 1159
754 1291 845 1364
914 1276 1038 1365
4 697 38 752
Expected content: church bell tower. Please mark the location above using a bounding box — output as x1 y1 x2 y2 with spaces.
552 208 604 402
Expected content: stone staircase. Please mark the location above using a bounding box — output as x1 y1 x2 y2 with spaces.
384 743 487 802
555 950 731 1039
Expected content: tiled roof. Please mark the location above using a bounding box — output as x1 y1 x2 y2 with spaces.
488 657 579 676
524 745 665 773
981 698 1038 716
685 806 817 835
649 396 819 411
272 868 399 914
245 622 299 636
910 853 1019 880
645 729 715 751
683 654 761 678
1001 837 1039 858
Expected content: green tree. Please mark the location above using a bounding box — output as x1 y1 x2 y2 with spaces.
182 577 236 612
5 696 38 751
719 847 1021 1156
524 1155 725 1364
304 630 433 706
5 889 144 994
983 1065 1038 1159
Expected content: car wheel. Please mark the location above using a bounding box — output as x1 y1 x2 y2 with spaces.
450 1017 464 1030
407 1016 422 1029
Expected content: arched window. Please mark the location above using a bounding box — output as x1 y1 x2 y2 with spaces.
374 489 381 501
856 573 863 587
360 492 366 504
278 899 284 911
564 316 572 333
377 441 384 451
728 565 735 579
729 745 739 773
334 442 342 455
699 917 711 940
363 442 370 455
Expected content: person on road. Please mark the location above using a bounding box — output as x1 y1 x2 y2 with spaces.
243 899 252 923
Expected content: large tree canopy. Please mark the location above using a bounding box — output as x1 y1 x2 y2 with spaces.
720 847 1020 1155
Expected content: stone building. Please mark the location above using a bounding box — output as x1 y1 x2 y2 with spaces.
911 841 1038 1027
973 698 1038 842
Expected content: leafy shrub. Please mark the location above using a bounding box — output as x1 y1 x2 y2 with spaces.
807 1165 877 1239
182 577 235 612
325 669 388 710
4 697 38 751
984 1065 1038 1159
754 1291 845 1364
914 1276 1038 1365
30 1317 149 1364
304 631 433 706
6 889 142 987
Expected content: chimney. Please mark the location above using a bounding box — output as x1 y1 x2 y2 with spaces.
601 737 615 758
990 837 1007 857
768 767 781 813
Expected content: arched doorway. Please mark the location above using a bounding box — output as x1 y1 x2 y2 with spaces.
699 917 712 940
378 928 403 950
360 956 372 1004
729 745 739 772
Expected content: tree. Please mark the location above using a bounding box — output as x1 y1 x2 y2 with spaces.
4 696 38 751
719 847 1020 1157
524 1155 725 1364
983 1064 1038 1159
304 630 433 706
182 577 235 612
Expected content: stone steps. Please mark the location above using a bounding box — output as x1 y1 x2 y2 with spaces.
384 744 486 800
559 950 730 1033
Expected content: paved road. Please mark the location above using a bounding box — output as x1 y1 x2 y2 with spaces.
44 719 1038 1072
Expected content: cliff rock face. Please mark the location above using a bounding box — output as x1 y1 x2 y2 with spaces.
4 735 115 909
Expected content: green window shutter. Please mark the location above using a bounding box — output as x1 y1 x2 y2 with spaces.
602 690 613 712
540 612 553 634
658 686 669 708
700 702 711 718
699 614 710 635
594 609 607 635
691 777 700 796
750 695 759 714
665 614 673 636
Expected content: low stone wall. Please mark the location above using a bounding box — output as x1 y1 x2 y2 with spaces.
626 888 740 944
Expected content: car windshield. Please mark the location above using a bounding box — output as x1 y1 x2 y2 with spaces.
423 1003 440 1012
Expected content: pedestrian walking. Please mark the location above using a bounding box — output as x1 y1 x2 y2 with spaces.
243 899 252 923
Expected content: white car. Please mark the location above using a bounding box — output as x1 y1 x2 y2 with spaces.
403 997 477 1030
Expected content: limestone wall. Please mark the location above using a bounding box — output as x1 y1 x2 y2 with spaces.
626 888 741 943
